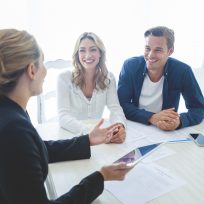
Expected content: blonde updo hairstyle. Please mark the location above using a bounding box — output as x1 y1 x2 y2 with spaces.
0 29 40 95
72 32 110 90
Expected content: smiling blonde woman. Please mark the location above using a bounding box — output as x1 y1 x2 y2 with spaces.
57 32 126 143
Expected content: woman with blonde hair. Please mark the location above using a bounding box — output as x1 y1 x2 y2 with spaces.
0 29 130 204
57 32 126 143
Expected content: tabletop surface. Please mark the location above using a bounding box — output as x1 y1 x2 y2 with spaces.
36 120 204 204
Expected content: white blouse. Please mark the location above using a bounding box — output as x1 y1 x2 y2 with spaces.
57 70 126 134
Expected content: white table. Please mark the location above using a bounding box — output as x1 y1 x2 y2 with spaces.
36 121 204 204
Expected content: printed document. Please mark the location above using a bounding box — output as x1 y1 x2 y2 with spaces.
105 163 186 204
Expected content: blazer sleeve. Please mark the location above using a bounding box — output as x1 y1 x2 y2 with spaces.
55 171 104 204
0 121 104 204
44 135 91 163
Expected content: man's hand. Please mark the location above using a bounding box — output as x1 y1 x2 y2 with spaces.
149 108 180 131
156 117 181 131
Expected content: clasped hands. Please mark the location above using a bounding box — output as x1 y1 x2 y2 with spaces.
89 119 126 145
149 108 180 131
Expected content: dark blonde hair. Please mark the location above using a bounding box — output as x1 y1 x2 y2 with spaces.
72 32 110 90
0 29 40 95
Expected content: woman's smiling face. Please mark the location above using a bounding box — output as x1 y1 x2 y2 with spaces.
78 38 101 71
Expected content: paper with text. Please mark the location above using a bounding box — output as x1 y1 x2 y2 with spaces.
122 120 194 149
105 163 186 204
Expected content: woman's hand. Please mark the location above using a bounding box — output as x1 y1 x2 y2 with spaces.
89 119 119 145
100 162 130 181
109 123 126 144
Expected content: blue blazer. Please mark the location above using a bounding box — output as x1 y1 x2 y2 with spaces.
118 56 204 128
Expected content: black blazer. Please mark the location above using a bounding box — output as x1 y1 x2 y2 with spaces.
0 97 104 204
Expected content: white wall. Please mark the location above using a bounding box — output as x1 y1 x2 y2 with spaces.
1 0 204 125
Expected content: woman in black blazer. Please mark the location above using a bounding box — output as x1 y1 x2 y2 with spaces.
0 29 129 204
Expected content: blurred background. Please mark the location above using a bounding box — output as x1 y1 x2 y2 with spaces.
1 0 204 125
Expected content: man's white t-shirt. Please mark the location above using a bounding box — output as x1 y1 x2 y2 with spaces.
139 75 164 113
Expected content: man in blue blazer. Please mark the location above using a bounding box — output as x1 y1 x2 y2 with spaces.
118 26 204 131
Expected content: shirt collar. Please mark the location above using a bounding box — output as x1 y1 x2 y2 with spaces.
143 58 169 77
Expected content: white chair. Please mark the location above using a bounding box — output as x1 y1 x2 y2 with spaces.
37 59 72 123
38 59 72 199
44 167 57 199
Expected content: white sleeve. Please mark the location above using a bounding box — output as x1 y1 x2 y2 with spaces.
56 71 92 135
106 72 126 127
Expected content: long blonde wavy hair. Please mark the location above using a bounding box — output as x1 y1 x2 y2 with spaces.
72 32 110 90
